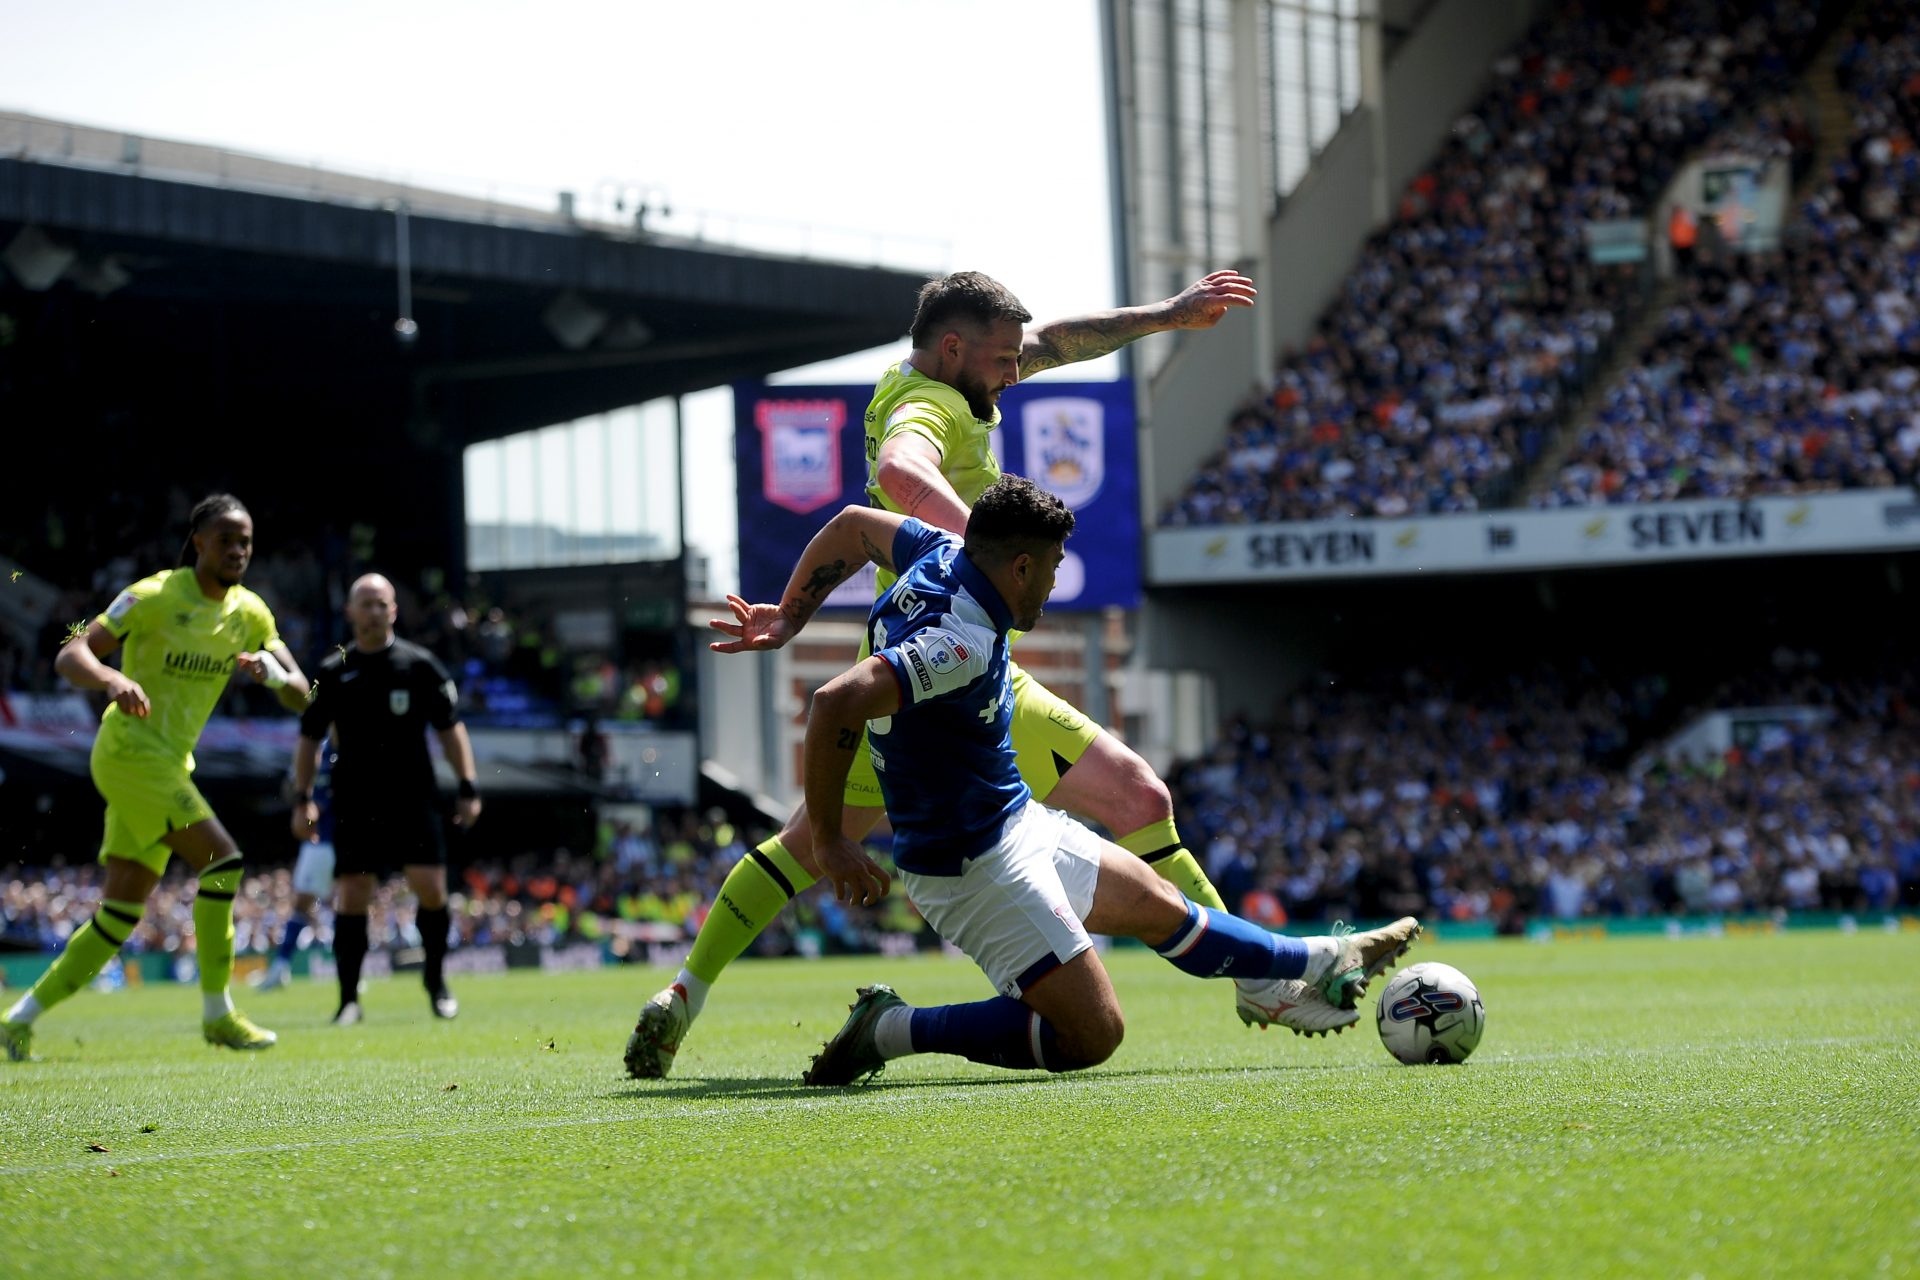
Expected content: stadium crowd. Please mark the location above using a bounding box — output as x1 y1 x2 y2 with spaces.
1158 0 1828 527
7 647 1914 977
1539 10 1920 505
1170 654 1919 927
0 808 931 969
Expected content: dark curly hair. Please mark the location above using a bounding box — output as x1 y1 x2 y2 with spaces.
964 475 1075 566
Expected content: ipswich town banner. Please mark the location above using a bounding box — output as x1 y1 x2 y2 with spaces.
734 378 1141 609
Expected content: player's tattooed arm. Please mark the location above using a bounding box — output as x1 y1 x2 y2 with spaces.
859 532 895 573
895 478 939 517
778 558 853 629
804 657 900 906
710 504 911 655
875 434 970 534
777 529 896 623
1020 309 1164 377
803 559 850 601
1018 270 1258 377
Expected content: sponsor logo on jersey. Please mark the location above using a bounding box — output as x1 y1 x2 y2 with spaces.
390 690 411 715
1021 396 1104 508
757 398 846 515
923 629 967 675
1046 705 1087 733
162 650 234 679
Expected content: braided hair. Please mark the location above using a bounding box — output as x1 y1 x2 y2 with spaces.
178 493 252 567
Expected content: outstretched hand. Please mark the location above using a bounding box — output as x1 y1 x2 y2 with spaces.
708 594 797 653
1165 269 1258 329
817 834 892 907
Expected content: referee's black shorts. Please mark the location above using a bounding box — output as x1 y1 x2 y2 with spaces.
331 799 446 876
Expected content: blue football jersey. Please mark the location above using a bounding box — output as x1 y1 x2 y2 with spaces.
866 518 1027 874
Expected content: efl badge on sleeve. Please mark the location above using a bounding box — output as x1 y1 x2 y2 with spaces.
758 398 847 515
1021 397 1104 509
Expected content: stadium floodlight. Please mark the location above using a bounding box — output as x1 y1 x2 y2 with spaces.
2 225 76 291
391 202 418 345
68 255 131 297
542 289 608 351
599 316 653 350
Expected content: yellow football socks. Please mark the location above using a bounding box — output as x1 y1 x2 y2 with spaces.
1119 818 1229 912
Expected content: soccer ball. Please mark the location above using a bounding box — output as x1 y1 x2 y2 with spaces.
1375 962 1485 1064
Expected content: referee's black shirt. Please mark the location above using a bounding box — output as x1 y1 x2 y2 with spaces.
299 638 461 804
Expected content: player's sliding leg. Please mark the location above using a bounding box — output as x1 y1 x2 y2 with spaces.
625 799 885 1079
1082 841 1419 1030
405 863 456 1019
2 856 160 1062
806 812 1420 1082
332 872 376 1025
804 805 1232 1084
804 952 1123 1086
163 821 276 1049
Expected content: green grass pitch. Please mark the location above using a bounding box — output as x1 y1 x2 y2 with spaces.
3 932 1916 1279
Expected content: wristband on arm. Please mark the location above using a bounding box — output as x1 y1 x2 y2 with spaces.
254 649 291 689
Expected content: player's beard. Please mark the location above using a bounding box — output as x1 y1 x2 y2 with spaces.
955 370 999 421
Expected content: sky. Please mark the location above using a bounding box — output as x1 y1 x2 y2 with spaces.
0 0 1122 592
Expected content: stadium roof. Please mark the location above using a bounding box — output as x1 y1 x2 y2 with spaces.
0 111 925 444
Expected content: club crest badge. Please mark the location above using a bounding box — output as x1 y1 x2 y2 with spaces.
390 690 411 716
1020 397 1104 508
758 398 846 515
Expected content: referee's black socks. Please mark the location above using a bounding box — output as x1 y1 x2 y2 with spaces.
417 905 451 996
334 912 369 1011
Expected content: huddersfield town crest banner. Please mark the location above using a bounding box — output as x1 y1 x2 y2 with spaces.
733 379 1140 610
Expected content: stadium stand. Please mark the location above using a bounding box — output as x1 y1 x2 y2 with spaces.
1158 0 1831 526
0 805 950 970
1539 7 1920 505
1168 649 1919 927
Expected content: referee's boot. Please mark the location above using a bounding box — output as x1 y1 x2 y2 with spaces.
429 986 459 1020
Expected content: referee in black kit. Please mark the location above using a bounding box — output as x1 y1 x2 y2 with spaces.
292 573 481 1024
